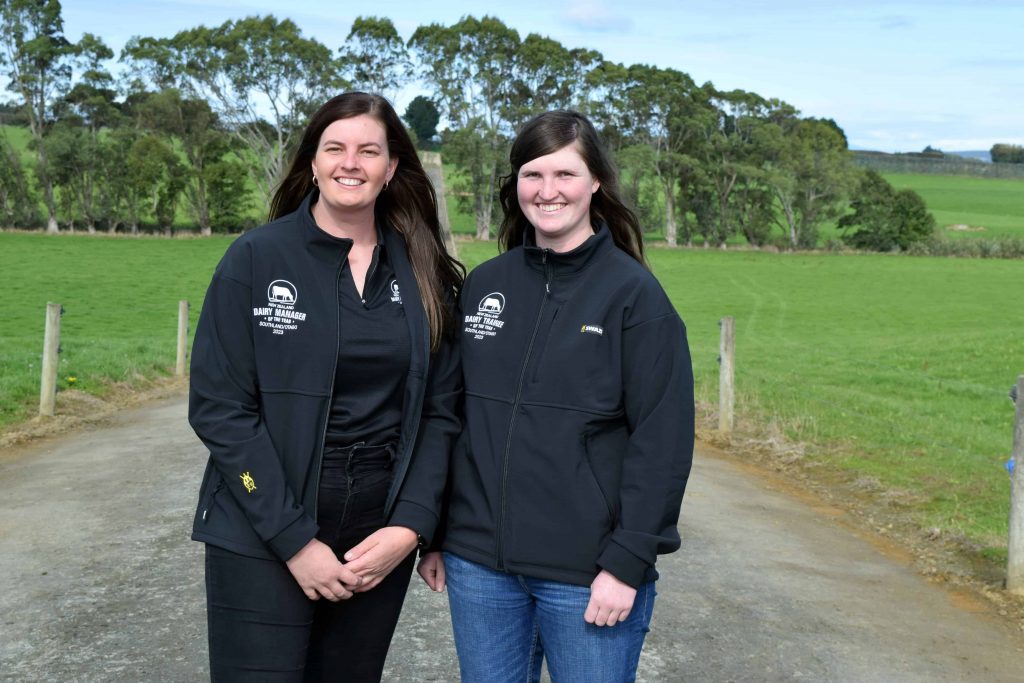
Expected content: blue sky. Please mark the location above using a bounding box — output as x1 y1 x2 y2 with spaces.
61 0 1024 152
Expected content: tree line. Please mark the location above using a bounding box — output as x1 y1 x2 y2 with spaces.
1 1 931 251
991 144 1024 164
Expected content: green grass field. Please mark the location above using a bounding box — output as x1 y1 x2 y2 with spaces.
0 232 231 426
3 185 1023 562
883 173 1024 239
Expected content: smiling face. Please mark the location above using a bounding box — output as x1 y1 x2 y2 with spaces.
516 142 600 252
311 114 397 219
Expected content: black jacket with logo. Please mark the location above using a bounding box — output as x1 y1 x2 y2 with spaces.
443 226 694 588
188 193 459 562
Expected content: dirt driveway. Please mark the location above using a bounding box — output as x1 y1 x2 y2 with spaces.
2 394 1023 682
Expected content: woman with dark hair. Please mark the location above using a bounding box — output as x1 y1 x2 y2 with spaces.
189 92 463 681
417 110 694 682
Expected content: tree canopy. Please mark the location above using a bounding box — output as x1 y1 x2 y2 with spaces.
0 6 878 250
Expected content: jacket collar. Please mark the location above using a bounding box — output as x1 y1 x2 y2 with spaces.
296 191 388 261
522 223 614 276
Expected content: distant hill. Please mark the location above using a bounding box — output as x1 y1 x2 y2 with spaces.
849 147 993 164
946 150 992 163
851 149 1024 178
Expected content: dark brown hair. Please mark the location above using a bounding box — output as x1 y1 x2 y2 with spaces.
497 110 647 267
271 92 464 350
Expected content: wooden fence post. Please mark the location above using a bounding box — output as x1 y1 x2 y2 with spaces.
718 316 735 435
176 300 189 377
39 302 63 417
419 151 458 258
1008 375 1024 594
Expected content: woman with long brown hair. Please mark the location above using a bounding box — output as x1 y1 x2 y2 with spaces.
189 92 463 681
418 110 693 682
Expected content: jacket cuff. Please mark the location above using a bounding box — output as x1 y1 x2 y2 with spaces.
267 515 319 561
388 500 438 547
596 540 650 588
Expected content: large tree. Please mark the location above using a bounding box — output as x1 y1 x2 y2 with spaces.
511 34 598 127
338 16 409 101
124 16 342 204
403 95 439 145
409 15 519 239
133 88 246 234
0 0 74 232
839 170 935 251
620 65 702 246
692 87 774 248
48 32 117 233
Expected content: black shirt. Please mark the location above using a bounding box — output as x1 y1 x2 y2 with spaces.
324 232 410 449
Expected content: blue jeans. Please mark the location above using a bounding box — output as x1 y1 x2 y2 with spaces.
444 552 656 683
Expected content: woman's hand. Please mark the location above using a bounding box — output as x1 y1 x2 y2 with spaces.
584 569 637 627
416 551 446 592
343 526 419 592
286 538 362 601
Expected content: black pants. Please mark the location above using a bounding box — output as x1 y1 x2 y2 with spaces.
205 445 415 682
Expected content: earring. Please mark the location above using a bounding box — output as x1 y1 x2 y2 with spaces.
312 174 319 187
383 179 389 191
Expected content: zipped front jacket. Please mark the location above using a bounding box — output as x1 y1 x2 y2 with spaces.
443 226 694 588
188 193 459 562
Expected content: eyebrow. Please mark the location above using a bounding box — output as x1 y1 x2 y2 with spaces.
520 166 577 173
320 140 383 148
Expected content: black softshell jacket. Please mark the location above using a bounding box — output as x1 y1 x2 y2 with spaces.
188 193 460 562
443 226 694 588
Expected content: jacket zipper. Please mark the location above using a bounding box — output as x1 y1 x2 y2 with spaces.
360 245 380 308
313 255 347 522
496 249 552 569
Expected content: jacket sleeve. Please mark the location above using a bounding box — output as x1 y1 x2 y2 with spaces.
387 325 462 547
188 250 318 561
595 308 695 587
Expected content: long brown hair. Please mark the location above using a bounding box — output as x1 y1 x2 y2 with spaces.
498 110 647 267
271 92 464 351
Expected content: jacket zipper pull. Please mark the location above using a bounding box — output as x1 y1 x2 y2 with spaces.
543 250 551 295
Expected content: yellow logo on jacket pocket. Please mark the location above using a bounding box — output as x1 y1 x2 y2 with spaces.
240 471 257 493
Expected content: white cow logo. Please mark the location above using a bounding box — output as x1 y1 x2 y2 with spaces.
268 280 297 305
478 292 505 315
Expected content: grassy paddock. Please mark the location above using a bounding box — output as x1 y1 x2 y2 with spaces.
0 232 231 427
658 248 1021 557
2 232 1021 561
882 172 1024 239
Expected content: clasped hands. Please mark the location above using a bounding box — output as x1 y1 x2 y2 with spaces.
286 526 419 601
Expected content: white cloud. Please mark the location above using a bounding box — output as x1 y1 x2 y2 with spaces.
562 0 633 33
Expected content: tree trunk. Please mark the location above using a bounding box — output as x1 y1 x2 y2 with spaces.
37 149 59 233
475 197 491 240
194 160 212 236
663 180 677 247
474 161 495 240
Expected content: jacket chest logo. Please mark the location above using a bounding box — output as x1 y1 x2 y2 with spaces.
390 279 403 304
253 279 309 336
465 292 506 340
